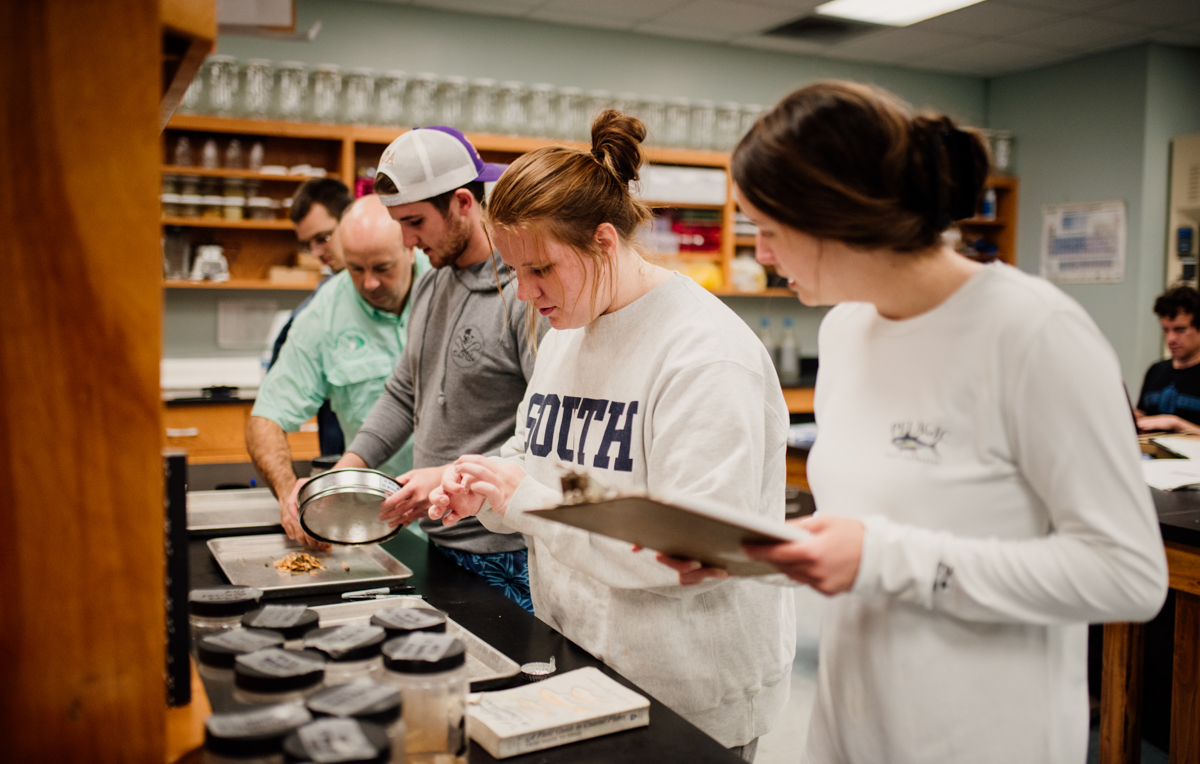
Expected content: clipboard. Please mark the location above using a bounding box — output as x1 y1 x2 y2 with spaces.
527 495 809 577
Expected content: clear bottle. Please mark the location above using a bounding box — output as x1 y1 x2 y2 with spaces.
249 141 265 172
242 605 321 650
370 606 447 642
283 718 392 764
173 135 193 167
225 139 243 170
204 703 312 764
234 648 326 707
757 317 779 371
381 635 469 764
981 188 997 221
307 681 405 764
778 316 800 387
198 629 286 711
201 138 220 170
189 585 264 654
302 624 388 685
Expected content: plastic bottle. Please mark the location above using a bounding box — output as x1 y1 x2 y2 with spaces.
778 316 800 387
981 188 997 221
758 317 778 371
249 141 265 172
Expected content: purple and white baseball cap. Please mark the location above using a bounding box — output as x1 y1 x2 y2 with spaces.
375 126 506 206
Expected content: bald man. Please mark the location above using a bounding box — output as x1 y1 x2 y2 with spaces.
248 195 430 543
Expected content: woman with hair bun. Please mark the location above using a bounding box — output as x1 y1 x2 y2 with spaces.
662 80 1168 763
426 110 796 760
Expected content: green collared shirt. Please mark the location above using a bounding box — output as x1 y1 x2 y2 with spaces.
252 254 430 477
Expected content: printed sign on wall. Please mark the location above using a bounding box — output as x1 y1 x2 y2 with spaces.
1041 200 1126 284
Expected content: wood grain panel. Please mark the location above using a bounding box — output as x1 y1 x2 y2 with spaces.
1100 622 1145 764
782 387 815 414
1167 541 1200 596
1172 592 1200 764
0 0 165 759
164 402 320 464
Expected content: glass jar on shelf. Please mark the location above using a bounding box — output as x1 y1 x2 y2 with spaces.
172 135 192 167
466 78 497 133
715 101 742 151
406 73 438 127
555 86 584 141
374 70 406 126
639 96 666 144
526 83 555 138
343 67 376 125
740 104 763 139
614 92 640 117
310 64 342 123
276 61 309 121
201 138 220 170
241 59 274 119
247 197 276 221
584 89 612 127
664 97 691 148
689 99 716 150
204 55 239 115
496 81 527 136
179 75 203 115
436 75 468 129
225 139 243 170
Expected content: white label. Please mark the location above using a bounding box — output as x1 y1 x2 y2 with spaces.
207 704 311 738
249 604 308 629
193 587 260 603
297 718 378 763
386 632 456 662
309 680 399 718
306 624 383 655
237 648 323 678
207 629 280 653
374 607 444 631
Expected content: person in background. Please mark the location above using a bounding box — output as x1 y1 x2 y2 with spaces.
250 194 429 546
661 81 1167 764
1136 285 1200 434
284 126 547 611
426 111 795 762
272 178 355 455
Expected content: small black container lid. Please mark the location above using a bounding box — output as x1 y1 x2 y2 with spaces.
370 606 447 638
382 633 466 674
205 703 312 758
234 648 325 694
303 624 387 663
283 719 390 764
242 604 321 640
198 628 285 669
307 680 402 727
190 585 263 618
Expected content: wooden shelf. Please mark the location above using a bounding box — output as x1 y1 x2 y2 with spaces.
167 113 350 140
713 287 794 298
164 279 316 290
644 201 726 211
162 165 315 182
160 216 292 230
734 235 757 247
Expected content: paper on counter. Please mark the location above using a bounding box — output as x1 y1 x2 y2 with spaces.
1141 458 1200 491
1150 436 1200 461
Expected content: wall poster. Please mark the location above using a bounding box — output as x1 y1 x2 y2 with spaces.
1040 200 1126 284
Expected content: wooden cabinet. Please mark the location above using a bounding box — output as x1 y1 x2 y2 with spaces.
163 401 320 464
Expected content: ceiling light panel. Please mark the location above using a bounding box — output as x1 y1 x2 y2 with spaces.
815 0 987 26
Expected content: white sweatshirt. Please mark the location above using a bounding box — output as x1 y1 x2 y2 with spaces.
477 274 796 747
804 263 1168 764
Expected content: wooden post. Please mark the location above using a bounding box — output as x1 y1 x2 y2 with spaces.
0 0 165 760
1101 622 1146 764
1172 592 1200 764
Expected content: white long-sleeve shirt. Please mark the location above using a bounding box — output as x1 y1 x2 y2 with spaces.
477 275 796 747
804 263 1168 764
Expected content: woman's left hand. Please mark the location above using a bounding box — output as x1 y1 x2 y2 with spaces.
743 515 864 595
428 454 526 523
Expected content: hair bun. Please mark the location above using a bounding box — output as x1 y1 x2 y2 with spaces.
590 110 646 186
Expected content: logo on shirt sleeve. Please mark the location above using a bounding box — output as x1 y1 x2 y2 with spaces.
889 422 944 464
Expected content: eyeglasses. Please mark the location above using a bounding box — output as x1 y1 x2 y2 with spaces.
299 230 334 254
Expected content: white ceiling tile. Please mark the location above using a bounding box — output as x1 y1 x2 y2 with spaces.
738 0 824 10
408 0 541 16
1093 0 1200 27
646 0 806 35
528 8 641 29
733 34 837 54
533 0 687 24
832 27 976 58
1148 29 1200 46
1000 0 1125 12
919 38 1075 75
633 21 741 41
819 46 915 64
918 2 1067 36
1004 14 1148 49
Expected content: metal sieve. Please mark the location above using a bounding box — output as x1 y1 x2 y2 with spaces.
298 468 401 545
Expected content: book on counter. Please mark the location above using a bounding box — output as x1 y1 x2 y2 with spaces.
468 667 649 758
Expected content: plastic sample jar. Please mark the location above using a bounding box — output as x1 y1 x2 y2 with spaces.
190 585 265 653
307 680 405 764
179 194 203 218
283 718 391 764
204 703 312 764
198 629 286 711
234 648 326 706
161 193 182 218
370 607 447 641
247 197 275 220
381 634 468 764
243 605 321 649
202 195 225 218
302 624 388 685
223 197 246 220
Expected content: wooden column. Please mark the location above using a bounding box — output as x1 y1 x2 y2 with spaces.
1172 592 1200 763
0 0 165 760
1101 622 1146 764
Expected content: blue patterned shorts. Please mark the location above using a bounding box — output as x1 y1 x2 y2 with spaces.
435 546 533 613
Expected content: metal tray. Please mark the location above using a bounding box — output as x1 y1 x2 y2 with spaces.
312 598 521 691
207 534 413 599
188 488 282 535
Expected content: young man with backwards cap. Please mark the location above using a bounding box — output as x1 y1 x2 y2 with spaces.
284 126 547 610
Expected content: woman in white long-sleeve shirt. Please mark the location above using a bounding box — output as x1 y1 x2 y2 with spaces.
665 81 1170 764
426 110 795 761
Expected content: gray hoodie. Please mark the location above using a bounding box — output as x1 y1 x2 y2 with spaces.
349 252 547 552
